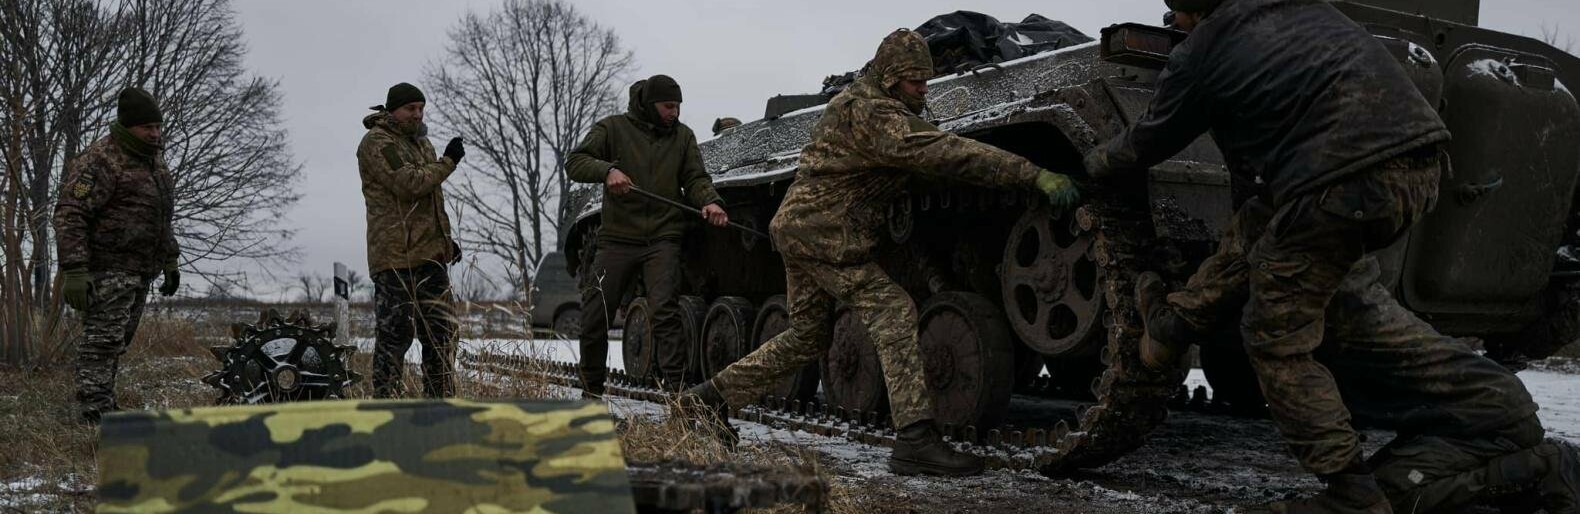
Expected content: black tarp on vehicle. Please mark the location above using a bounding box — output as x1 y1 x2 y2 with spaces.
915 11 1094 74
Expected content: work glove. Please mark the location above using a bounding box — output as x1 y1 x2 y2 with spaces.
1083 148 1115 180
444 137 465 164
62 267 91 311
1036 170 1081 214
159 264 180 297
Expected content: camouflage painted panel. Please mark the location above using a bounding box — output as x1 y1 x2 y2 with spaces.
97 399 633 514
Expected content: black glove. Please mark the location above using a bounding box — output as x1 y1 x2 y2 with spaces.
444 137 465 164
159 267 180 297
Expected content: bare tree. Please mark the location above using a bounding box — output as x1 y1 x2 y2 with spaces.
295 273 329 303
1543 24 1575 55
343 269 370 302
118 0 302 283
0 0 124 362
453 266 502 303
0 0 301 363
426 0 631 291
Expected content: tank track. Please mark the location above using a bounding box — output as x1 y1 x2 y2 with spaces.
475 195 1196 473
1033 198 1189 474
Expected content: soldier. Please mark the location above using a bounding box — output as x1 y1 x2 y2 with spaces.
566 74 730 396
54 87 182 423
357 82 466 399
674 29 1080 477
1084 0 1580 511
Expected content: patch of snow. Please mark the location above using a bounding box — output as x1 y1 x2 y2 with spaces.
1466 58 1520 86
1522 370 1580 442
361 337 626 370
2 477 43 492
1558 78 1572 99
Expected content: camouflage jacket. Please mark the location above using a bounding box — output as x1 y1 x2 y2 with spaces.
566 82 722 244
770 29 1042 264
54 134 178 275
357 112 458 273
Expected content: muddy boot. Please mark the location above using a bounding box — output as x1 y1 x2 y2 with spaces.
1270 473 1392 514
672 380 739 448
890 420 984 477
1136 272 1190 372
1502 442 1580 514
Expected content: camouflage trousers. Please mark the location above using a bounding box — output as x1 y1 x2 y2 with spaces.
1161 152 1544 511
712 257 933 429
578 238 685 392
76 271 152 414
372 262 456 399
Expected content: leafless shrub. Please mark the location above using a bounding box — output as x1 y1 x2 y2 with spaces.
425 0 631 291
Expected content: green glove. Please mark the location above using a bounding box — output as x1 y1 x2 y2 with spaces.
62 267 90 311
1035 170 1081 213
159 263 180 297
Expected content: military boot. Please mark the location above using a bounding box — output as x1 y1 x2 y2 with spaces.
1495 443 1580 514
1270 473 1392 514
1136 272 1190 372
1538 443 1580 514
890 420 985 477
672 380 739 447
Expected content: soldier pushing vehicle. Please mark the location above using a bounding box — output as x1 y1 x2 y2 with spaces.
54 87 182 423
567 74 730 396
1086 0 1580 510
672 29 1081 477
357 82 466 399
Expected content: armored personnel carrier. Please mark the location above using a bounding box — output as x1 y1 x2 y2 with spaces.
564 0 1580 472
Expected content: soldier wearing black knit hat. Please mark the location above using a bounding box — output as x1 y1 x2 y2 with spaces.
54 86 181 423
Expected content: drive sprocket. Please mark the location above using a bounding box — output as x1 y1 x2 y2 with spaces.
202 309 360 404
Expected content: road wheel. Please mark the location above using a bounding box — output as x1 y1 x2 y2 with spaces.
552 307 581 340
622 298 655 382
679 295 707 385
918 291 1016 430
821 308 889 420
702 297 756 377
1001 207 1105 358
752 295 821 403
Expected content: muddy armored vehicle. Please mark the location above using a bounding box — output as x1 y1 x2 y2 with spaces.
565 0 1580 472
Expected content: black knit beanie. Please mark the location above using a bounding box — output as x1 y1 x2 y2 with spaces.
386 82 426 111
642 75 683 104
117 87 163 127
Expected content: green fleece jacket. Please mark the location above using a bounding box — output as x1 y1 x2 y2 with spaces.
565 82 722 243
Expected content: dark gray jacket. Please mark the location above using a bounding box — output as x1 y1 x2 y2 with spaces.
1101 0 1449 205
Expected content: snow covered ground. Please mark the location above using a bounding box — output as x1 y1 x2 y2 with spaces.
414 337 1580 444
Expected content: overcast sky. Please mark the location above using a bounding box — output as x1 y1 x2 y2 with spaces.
229 0 1576 299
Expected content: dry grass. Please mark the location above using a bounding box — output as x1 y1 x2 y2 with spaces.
0 314 214 512
0 308 903 513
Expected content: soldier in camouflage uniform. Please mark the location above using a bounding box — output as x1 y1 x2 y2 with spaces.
54 87 182 423
676 29 1080 477
1086 0 1580 511
357 83 467 399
